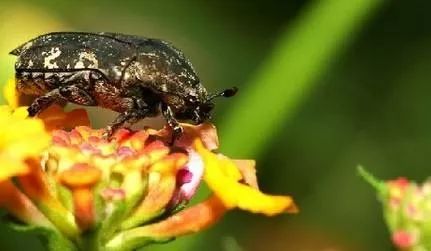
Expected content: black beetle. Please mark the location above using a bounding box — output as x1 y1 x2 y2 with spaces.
10 32 237 141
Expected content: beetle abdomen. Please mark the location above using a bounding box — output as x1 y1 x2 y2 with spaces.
15 70 74 95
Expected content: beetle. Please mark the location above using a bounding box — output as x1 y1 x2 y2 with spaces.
10 32 237 141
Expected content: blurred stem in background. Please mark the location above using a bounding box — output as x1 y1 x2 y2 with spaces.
148 0 384 250
219 0 384 158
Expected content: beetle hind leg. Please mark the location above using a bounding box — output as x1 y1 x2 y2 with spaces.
103 97 152 139
104 109 151 139
27 84 97 117
59 85 97 106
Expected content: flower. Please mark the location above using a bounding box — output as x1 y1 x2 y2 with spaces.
360 167 431 251
0 80 297 251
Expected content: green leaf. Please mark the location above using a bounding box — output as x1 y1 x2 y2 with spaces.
219 0 385 158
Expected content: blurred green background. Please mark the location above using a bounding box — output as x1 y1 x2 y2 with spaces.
1 0 431 250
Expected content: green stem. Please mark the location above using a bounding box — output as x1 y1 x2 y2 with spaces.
76 230 101 251
357 165 384 192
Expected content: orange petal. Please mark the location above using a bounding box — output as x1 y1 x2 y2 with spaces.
195 140 298 215
72 187 96 231
175 123 219 151
19 159 60 202
141 140 170 164
18 160 79 237
126 130 150 151
0 180 53 228
37 105 90 131
148 123 219 150
59 163 102 231
137 195 226 237
59 163 102 188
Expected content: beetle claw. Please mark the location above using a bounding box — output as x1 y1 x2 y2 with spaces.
169 125 184 145
102 126 114 141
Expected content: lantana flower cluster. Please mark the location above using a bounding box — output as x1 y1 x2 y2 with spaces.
360 167 431 251
0 79 297 251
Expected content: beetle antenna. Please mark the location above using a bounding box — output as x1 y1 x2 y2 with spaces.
209 87 238 101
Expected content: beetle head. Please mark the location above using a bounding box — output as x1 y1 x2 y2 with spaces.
175 87 238 124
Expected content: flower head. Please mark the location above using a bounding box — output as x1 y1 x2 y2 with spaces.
360 167 431 250
0 80 297 251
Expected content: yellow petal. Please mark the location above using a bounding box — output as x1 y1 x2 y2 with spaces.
150 153 188 174
195 140 298 215
0 105 13 118
2 118 50 157
233 159 259 189
11 106 29 119
0 155 30 180
3 79 18 109
0 107 50 181
217 155 242 181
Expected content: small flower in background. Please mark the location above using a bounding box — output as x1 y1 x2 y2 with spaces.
359 166 431 251
0 80 297 251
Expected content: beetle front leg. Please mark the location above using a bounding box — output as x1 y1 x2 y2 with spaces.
104 111 138 138
161 103 183 144
28 89 66 116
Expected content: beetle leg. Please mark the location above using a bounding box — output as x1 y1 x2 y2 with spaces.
103 97 150 139
161 103 183 144
28 89 66 116
59 85 97 106
104 111 135 138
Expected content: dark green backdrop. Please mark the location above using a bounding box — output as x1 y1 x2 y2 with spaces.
1 1 430 250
